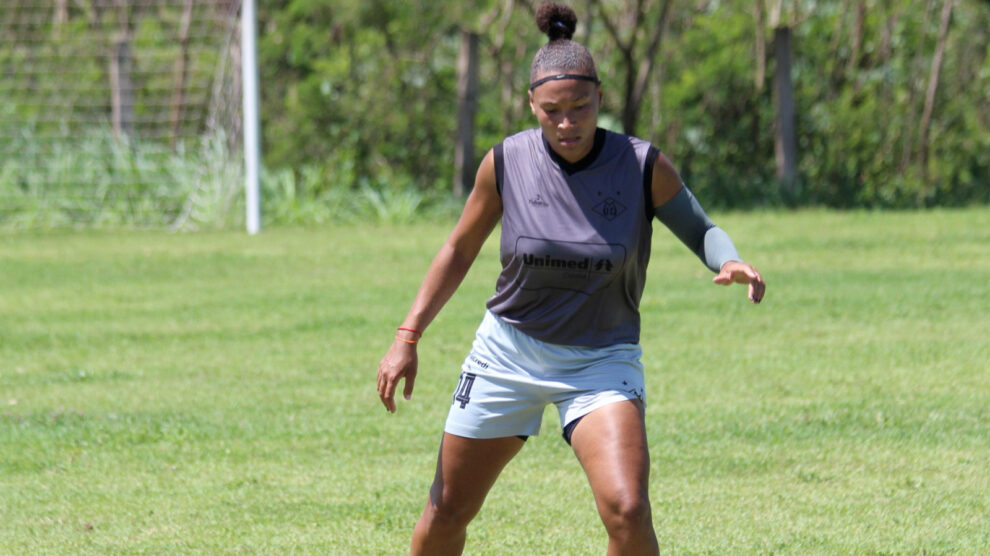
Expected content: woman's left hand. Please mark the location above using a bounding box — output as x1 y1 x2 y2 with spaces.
713 261 765 304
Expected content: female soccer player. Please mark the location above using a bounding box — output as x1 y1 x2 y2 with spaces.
377 3 766 554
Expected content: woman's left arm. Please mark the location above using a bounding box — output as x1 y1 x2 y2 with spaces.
651 152 765 304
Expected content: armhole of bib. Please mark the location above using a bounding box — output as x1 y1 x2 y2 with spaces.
643 145 660 220
493 142 505 198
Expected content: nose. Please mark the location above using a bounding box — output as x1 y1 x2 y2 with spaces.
557 111 577 129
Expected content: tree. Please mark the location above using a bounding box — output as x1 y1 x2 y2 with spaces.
454 30 480 197
769 0 797 192
592 0 674 136
109 0 136 140
242 0 990 209
773 25 797 191
917 0 953 180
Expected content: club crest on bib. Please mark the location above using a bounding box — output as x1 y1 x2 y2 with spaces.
592 197 626 221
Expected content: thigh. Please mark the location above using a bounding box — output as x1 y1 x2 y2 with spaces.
427 433 526 511
569 400 650 501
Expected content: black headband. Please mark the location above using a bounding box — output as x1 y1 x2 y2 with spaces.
529 73 600 91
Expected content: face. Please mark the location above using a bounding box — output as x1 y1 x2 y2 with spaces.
529 76 602 163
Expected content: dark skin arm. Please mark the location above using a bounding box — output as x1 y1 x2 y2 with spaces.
377 150 502 413
651 152 766 304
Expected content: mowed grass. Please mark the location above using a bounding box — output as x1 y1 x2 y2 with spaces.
1 209 988 555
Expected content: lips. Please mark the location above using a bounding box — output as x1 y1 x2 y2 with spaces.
558 136 581 146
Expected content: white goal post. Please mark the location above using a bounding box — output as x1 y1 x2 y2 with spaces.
240 0 259 234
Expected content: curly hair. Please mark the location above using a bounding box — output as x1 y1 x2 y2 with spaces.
529 2 598 84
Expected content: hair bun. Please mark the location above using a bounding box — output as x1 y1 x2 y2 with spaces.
536 2 577 41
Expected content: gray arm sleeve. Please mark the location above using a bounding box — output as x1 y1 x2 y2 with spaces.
653 186 741 273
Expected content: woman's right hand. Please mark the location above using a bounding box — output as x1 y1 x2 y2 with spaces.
377 337 418 413
375 150 500 414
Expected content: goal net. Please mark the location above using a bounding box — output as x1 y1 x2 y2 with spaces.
0 0 245 229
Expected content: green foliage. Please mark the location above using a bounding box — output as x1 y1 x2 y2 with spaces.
0 2 228 140
2 0 989 228
257 0 476 194
252 0 989 210
653 3 779 207
791 0 990 207
1 1 245 229
259 164 461 226
0 128 241 230
0 124 460 230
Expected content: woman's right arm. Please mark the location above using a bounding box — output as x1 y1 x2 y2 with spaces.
376 149 502 413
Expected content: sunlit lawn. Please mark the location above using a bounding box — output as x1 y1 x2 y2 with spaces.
1 208 988 554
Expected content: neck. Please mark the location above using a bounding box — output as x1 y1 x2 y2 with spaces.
543 128 606 175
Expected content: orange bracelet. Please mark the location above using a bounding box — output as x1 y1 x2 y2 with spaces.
395 335 418 345
397 326 422 336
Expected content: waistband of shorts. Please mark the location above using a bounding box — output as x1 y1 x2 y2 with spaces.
471 311 642 377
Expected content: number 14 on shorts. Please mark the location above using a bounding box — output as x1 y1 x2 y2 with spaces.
453 372 477 409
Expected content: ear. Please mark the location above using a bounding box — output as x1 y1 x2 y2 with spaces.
529 90 537 116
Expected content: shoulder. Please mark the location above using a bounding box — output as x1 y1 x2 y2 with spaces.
596 131 681 207
499 129 547 178
602 129 652 153
503 128 542 148
650 149 683 207
499 129 545 168
467 149 502 214
594 129 655 170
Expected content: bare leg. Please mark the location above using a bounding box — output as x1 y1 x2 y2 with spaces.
410 433 525 556
570 400 659 556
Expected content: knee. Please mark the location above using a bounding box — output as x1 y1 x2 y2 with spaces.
599 490 653 534
422 488 481 532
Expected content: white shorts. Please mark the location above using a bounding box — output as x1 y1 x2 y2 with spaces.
444 311 646 441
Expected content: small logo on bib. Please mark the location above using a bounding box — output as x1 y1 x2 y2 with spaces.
528 194 549 207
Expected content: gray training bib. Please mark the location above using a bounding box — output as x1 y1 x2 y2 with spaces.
486 128 656 347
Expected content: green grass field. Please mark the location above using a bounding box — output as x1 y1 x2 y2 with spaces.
1 209 988 555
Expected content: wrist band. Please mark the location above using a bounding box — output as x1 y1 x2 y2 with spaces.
397 326 422 336
395 335 418 345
